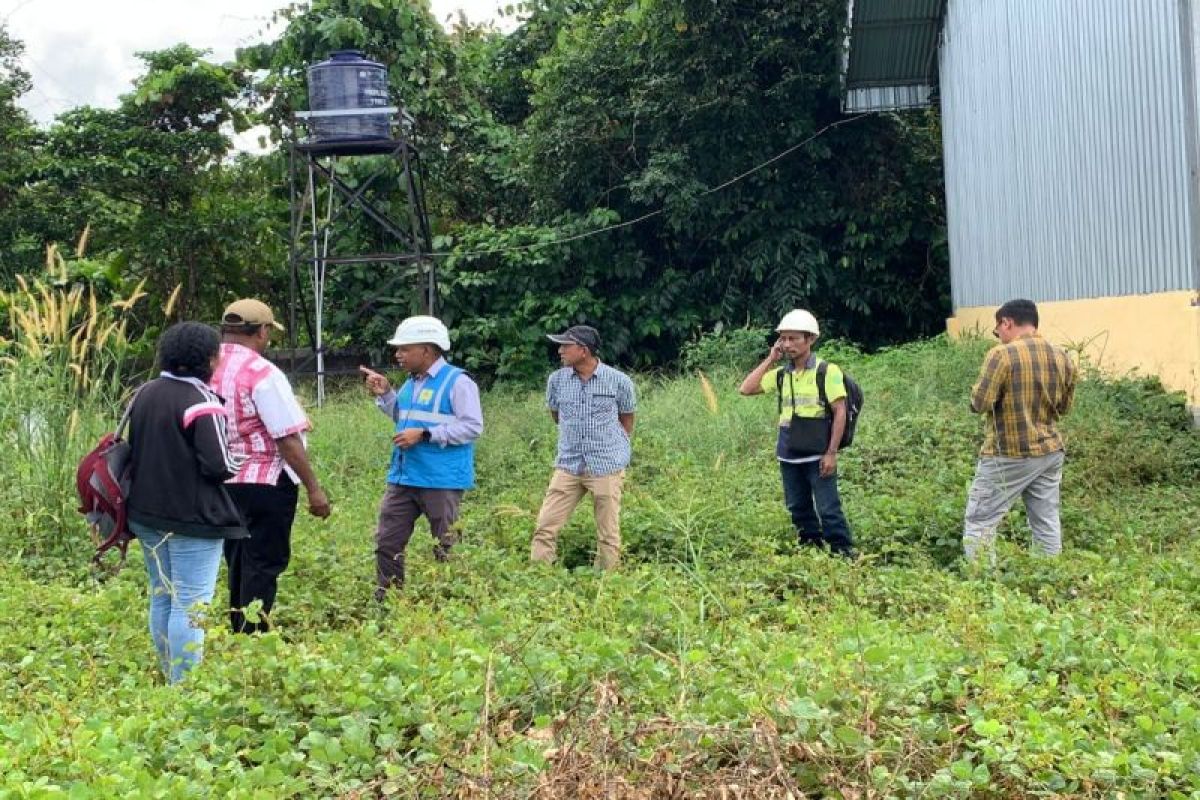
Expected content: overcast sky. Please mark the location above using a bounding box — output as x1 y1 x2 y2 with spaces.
4 0 513 126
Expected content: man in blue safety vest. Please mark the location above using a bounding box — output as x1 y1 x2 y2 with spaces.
359 316 483 597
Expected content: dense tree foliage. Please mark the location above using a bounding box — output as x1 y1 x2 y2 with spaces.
5 45 286 322
439 0 948 376
0 23 40 275
1 1 949 376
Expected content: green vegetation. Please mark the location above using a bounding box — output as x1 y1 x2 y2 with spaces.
2 333 1198 797
1 3 1196 794
0 267 145 563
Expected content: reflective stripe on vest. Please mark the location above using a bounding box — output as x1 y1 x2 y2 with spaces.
401 409 457 425
777 360 827 424
388 364 475 490
394 366 463 430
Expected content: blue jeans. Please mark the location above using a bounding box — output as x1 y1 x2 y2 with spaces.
779 460 854 553
131 521 223 683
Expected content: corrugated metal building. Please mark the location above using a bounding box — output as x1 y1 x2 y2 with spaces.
845 0 1200 416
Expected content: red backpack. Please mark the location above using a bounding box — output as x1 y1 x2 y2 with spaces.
76 390 141 563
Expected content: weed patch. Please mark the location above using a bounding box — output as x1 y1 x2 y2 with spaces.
1 336 1198 796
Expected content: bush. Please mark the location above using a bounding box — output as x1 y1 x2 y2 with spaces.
679 325 772 373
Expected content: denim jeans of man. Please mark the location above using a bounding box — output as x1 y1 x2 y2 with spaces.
779 460 854 554
132 521 223 684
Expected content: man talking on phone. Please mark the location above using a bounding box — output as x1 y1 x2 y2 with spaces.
738 309 855 558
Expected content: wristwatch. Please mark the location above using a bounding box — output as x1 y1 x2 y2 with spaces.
420 429 432 442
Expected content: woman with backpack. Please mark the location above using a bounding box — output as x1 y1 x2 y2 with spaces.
126 322 248 683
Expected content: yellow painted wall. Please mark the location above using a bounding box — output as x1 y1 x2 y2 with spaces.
947 291 1200 412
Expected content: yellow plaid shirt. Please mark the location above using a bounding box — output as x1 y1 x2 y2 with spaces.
970 333 1076 457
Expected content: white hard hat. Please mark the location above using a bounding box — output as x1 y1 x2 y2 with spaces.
776 309 820 336
387 315 451 351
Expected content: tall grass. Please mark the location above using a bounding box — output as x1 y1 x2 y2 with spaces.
0 245 153 561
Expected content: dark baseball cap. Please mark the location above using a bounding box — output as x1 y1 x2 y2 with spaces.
547 325 600 351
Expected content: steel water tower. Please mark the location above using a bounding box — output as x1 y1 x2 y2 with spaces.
288 50 434 404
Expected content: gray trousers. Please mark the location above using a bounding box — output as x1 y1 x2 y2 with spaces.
375 484 463 594
963 450 1065 560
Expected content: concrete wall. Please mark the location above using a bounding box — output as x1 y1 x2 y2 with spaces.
947 291 1200 416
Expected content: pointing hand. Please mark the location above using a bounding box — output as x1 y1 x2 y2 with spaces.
358 365 390 397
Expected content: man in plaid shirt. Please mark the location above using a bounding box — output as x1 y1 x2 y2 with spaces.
964 299 1076 560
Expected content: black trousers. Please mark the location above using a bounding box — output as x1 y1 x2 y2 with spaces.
224 476 299 633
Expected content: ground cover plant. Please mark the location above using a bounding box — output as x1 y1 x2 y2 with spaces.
1 331 1198 798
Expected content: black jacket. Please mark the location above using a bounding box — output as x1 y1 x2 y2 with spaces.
127 374 249 539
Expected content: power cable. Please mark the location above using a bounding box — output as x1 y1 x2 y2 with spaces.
18 51 96 111
426 113 875 260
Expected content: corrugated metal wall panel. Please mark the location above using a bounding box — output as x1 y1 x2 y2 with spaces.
846 23 941 85
1185 0 1200 295
845 0 944 86
843 84 932 113
940 0 1197 309
853 0 944 25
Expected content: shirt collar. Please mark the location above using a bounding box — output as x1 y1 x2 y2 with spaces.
572 359 605 380
786 353 817 372
221 341 258 357
414 357 447 381
160 372 211 389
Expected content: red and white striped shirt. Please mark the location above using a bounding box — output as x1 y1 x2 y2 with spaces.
210 343 311 485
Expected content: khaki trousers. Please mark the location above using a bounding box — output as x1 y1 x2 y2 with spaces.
530 469 625 570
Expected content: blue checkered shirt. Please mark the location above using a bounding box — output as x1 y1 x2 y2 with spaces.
547 362 636 476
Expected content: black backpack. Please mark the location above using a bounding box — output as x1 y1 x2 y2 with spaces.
776 361 864 450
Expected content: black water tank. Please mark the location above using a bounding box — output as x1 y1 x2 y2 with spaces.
306 50 391 142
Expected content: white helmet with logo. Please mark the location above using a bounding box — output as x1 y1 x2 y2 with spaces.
775 309 820 336
387 315 451 351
